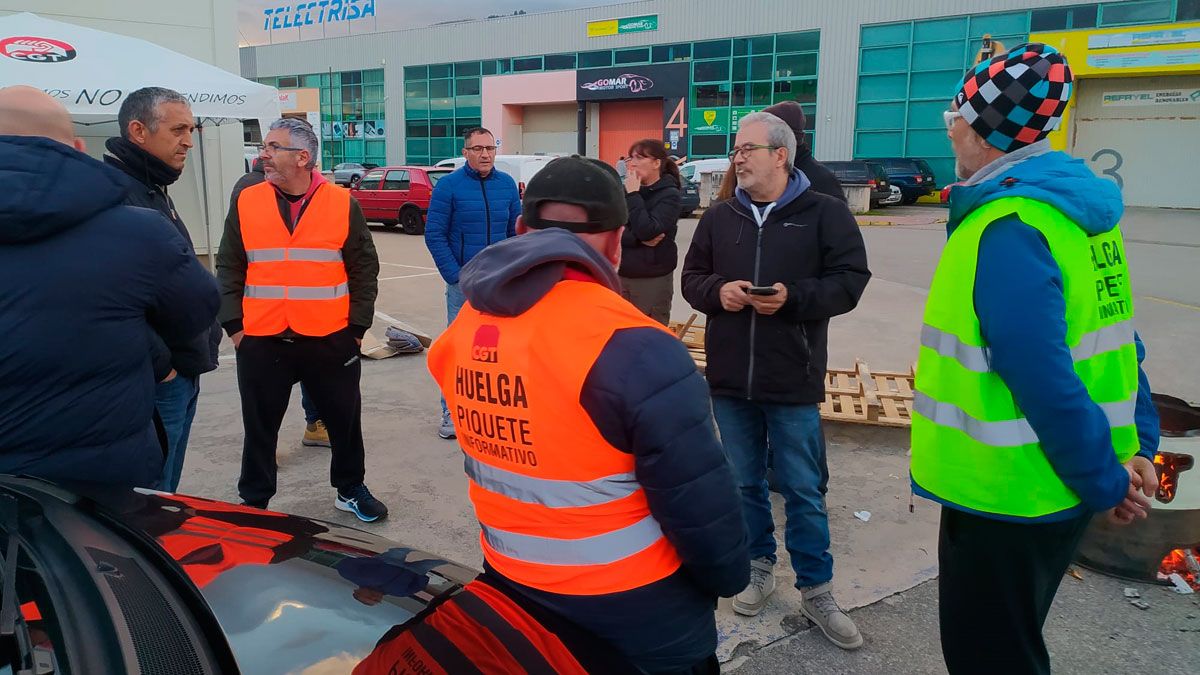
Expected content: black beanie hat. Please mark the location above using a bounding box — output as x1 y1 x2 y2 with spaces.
521 156 628 233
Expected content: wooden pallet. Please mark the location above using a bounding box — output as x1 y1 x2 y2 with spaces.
668 315 915 428
822 359 915 428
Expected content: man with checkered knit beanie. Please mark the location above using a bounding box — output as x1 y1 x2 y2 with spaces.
912 44 1162 674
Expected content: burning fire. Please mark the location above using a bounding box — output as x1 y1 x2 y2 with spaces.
1153 451 1194 504
1159 547 1200 591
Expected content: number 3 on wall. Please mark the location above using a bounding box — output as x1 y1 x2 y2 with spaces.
1090 148 1124 191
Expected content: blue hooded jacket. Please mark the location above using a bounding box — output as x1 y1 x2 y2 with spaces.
423 164 521 285
916 149 1160 522
0 136 219 488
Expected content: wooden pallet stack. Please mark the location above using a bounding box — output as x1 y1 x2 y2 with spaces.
668 315 916 428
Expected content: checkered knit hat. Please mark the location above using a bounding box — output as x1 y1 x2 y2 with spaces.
954 43 1073 153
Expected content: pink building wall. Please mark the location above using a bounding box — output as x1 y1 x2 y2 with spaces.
481 70 578 148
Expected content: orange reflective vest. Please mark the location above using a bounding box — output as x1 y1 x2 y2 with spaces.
427 280 683 596
352 579 589 675
238 180 351 336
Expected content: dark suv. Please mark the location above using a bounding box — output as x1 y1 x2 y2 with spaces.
824 161 892 208
865 158 937 204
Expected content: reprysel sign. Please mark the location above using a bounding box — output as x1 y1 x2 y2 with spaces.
587 14 658 38
580 73 654 94
0 35 77 63
262 0 376 31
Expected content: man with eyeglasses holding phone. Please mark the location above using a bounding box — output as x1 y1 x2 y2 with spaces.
424 127 521 440
682 112 870 649
216 118 387 522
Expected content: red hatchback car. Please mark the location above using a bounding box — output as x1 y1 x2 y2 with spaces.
350 165 452 235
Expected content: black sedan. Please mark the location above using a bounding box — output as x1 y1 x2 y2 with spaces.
0 476 632 674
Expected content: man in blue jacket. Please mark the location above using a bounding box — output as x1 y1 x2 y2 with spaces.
103 87 224 492
424 127 520 439
0 86 219 488
911 45 1159 674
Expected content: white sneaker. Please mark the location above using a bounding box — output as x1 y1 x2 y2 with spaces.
732 557 776 616
438 410 456 439
800 582 863 650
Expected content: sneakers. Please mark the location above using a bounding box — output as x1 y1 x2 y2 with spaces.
438 411 456 439
336 484 389 523
732 557 777 616
302 420 331 447
800 582 863 650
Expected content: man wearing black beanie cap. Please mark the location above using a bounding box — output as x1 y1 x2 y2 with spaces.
427 156 749 674
762 101 845 201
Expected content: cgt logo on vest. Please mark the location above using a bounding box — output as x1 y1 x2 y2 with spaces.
472 325 500 363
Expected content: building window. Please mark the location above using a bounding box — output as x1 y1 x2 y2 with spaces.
776 31 820 54
428 64 452 79
691 134 728 157
694 59 731 82
693 39 732 60
1180 0 1200 20
578 50 612 68
454 61 481 77
615 48 650 64
544 53 577 70
693 83 731 108
733 35 774 56
1031 7 1072 31
651 43 691 62
1099 0 1173 25
513 56 542 72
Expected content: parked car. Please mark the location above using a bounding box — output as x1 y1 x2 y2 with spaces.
941 181 963 204
434 154 559 196
351 165 451 235
824 161 893 208
332 162 368 186
883 184 903 206
678 157 730 184
0 475 632 674
865 158 938 204
679 177 701 217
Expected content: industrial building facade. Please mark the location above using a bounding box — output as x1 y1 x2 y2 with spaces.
241 0 1200 206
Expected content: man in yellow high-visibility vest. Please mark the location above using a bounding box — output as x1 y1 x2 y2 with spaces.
911 43 1161 674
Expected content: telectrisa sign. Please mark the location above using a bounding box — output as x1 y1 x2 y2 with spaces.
262 0 376 31
580 73 654 94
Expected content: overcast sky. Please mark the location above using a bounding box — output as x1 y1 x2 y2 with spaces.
238 0 631 46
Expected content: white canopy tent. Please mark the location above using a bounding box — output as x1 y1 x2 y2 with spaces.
0 12 282 262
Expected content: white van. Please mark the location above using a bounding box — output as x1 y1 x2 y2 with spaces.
678 157 731 184
434 154 560 194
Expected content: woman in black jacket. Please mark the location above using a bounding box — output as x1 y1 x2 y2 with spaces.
619 139 683 325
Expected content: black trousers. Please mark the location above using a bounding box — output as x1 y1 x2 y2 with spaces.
236 332 365 506
938 506 1092 675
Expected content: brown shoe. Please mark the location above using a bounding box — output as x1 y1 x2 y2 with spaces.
303 420 331 447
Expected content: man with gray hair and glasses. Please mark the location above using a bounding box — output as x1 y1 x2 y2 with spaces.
682 112 871 648
217 117 387 522
103 86 223 493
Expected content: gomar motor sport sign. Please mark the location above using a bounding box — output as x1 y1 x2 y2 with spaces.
0 35 77 63
580 73 654 94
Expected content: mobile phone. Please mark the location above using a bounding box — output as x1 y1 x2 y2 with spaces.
744 285 779 296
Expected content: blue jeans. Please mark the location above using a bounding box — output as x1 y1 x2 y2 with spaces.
300 383 320 424
440 283 468 418
711 397 833 587
155 374 200 492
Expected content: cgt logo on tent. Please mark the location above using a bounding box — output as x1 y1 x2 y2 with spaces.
0 36 78 63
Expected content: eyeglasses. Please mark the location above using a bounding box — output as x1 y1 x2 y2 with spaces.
465 145 498 154
727 144 780 161
943 110 964 131
258 142 303 155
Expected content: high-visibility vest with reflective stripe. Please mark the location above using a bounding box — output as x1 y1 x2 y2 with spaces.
352 579 590 675
238 180 351 336
427 280 683 596
911 196 1139 518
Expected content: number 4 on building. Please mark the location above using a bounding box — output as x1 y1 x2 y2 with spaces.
666 99 687 137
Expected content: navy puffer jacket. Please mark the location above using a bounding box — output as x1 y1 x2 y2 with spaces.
423 164 521 285
0 136 219 488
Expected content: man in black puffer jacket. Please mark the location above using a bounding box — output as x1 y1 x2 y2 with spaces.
682 112 870 650
763 100 845 202
0 86 218 489
103 87 223 492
